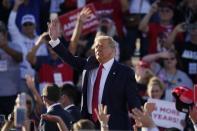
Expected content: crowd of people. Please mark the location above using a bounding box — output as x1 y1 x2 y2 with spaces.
0 0 197 131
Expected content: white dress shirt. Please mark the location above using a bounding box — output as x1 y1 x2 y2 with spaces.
87 58 114 114
194 124 197 131
49 39 114 114
47 103 61 112
64 104 75 111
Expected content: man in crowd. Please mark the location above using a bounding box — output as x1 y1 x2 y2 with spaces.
39 84 73 131
60 84 81 122
0 21 22 117
47 19 141 130
8 0 48 92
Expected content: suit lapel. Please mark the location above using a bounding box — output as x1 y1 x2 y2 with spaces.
102 61 118 104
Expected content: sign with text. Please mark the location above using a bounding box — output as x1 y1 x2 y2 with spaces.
148 99 186 130
59 4 99 41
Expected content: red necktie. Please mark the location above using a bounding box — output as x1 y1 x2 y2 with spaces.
92 64 103 122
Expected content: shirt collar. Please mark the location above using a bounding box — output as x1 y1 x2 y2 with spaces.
47 103 61 112
64 104 75 110
102 58 114 71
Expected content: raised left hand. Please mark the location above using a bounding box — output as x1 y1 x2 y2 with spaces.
94 104 110 126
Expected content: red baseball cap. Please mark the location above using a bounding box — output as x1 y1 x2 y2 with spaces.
172 86 194 113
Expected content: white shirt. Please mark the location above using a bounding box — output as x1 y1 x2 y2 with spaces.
49 39 114 114
194 124 197 131
64 104 75 111
87 58 114 114
47 103 61 112
8 11 48 79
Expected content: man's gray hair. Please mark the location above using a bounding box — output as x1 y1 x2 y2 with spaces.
94 35 116 48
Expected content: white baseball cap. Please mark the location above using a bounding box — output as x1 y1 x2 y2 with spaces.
21 14 36 25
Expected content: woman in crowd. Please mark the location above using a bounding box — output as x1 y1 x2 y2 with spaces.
147 77 165 100
142 49 193 101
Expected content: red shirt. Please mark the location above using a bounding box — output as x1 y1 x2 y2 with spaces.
35 56 74 84
148 23 175 53
147 23 183 54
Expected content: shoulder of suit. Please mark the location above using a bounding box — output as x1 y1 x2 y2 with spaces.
117 62 135 72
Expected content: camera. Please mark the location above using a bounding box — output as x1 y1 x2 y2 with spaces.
14 93 27 128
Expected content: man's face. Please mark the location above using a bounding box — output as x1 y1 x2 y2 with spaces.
22 22 35 37
94 38 114 63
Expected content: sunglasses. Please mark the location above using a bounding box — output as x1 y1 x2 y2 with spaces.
23 22 34 26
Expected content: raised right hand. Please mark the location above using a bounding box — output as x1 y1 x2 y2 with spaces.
150 0 160 14
78 7 92 23
48 19 60 41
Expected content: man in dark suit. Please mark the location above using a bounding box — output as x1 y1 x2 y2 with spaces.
60 83 81 122
39 84 73 131
48 19 141 130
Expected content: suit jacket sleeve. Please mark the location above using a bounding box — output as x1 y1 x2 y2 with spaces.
126 68 141 109
52 42 87 71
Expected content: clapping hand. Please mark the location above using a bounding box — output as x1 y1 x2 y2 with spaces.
94 104 110 127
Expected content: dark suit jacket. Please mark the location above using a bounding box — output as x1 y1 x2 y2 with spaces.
66 105 81 122
52 43 141 130
39 104 73 131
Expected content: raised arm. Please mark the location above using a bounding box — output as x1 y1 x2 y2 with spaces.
0 32 22 63
48 19 87 71
27 32 48 65
8 0 23 42
138 0 159 32
69 8 92 55
142 51 171 63
26 75 43 116
165 23 185 48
